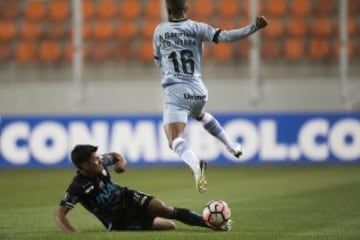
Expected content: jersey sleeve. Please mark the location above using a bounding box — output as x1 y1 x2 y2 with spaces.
196 22 221 43
59 182 82 209
153 25 162 67
99 153 117 166
217 24 258 42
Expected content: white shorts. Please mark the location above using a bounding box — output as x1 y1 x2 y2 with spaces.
163 83 208 124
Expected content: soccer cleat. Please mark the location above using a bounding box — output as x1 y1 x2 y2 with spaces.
214 219 233 231
195 160 208 193
227 144 242 158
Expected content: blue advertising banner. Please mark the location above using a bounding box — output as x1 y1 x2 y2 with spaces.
0 112 359 167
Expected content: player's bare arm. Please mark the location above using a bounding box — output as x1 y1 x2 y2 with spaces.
112 152 127 173
54 206 78 233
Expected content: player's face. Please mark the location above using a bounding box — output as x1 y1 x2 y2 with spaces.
82 153 103 176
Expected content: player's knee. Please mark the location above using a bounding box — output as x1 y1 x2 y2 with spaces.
194 112 205 121
152 218 176 230
168 221 176 230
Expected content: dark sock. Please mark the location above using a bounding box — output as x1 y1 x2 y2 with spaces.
171 207 210 228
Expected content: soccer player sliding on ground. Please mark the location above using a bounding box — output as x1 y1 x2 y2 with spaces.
54 145 232 232
153 0 268 192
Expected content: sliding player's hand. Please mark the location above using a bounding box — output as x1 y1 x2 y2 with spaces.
255 16 268 29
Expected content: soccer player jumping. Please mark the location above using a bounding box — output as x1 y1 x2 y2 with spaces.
153 0 268 193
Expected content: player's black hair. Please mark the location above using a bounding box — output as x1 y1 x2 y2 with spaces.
71 144 98 168
166 0 186 12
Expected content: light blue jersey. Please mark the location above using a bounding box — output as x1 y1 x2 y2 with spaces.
153 18 258 88
153 18 259 124
153 19 218 88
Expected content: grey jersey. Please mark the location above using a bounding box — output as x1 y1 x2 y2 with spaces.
153 19 218 88
153 18 259 88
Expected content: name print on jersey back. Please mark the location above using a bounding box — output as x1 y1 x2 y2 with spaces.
159 31 197 48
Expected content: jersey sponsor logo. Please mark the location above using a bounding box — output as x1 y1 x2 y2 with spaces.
184 94 206 100
0 113 359 166
96 182 116 205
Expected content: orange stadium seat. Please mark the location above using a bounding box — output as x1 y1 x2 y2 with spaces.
313 0 337 16
82 0 96 20
289 0 311 17
286 17 308 37
236 0 248 17
119 0 142 20
39 41 62 63
309 38 330 60
262 18 284 38
84 22 93 40
113 42 134 61
311 17 333 37
236 38 250 60
0 21 17 42
145 0 162 20
24 1 47 21
189 0 215 22
48 0 70 22
346 18 357 37
212 43 233 61
265 0 287 17
93 21 114 41
114 21 138 41
138 40 154 62
217 0 240 19
97 0 118 20
20 21 43 41
0 44 12 62
0 1 22 20
284 38 305 60
88 42 111 62
349 0 359 16
261 39 282 59
46 22 69 40
15 41 37 63
214 19 236 30
140 20 159 39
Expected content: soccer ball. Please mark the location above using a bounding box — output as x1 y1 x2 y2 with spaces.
202 200 231 228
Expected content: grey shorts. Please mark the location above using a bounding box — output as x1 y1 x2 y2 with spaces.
163 83 208 124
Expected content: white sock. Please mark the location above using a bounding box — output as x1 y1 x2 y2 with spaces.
201 112 237 150
172 137 200 175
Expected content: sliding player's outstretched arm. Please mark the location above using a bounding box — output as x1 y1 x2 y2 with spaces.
216 16 268 43
54 206 78 233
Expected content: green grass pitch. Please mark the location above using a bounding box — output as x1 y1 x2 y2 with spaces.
1 164 360 240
